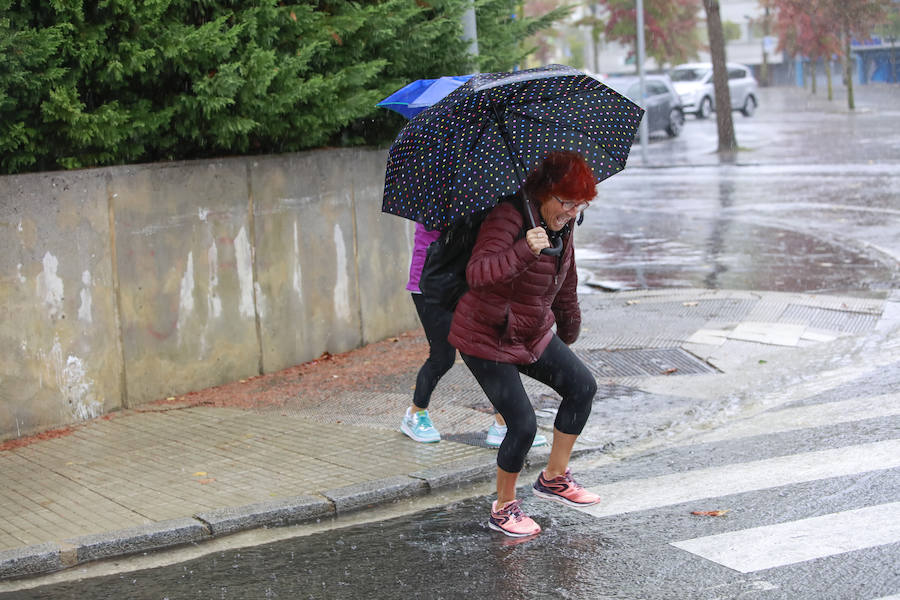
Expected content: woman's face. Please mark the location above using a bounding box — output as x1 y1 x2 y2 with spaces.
540 194 589 231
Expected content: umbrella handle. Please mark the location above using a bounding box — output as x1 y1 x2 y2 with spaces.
522 191 563 256
542 237 563 256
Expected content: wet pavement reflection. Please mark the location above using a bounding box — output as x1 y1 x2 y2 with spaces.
577 164 899 294
578 201 895 294
0 497 637 600
576 86 900 296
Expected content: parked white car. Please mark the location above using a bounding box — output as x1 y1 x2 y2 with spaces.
670 62 759 119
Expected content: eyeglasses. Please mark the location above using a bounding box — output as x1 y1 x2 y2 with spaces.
553 195 590 213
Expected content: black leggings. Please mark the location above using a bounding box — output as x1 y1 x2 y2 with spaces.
411 294 456 409
461 335 597 473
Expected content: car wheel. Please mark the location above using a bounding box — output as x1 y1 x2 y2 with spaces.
741 95 757 117
697 96 713 119
666 108 685 137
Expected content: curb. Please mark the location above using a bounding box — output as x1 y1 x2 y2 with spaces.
0 442 609 581
0 444 601 581
195 495 335 537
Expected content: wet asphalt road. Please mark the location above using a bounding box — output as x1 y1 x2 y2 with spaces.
579 86 900 295
4 85 899 599
6 364 898 600
579 163 900 294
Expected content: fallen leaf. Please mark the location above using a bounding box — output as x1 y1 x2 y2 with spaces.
691 510 729 517
192 471 207 477
682 302 698 307
198 478 216 485
166 396 176 401
758 359 768 364
663 368 678 375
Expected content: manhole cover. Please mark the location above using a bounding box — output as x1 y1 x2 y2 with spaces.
575 348 719 378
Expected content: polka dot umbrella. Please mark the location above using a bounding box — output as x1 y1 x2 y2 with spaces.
381 64 644 233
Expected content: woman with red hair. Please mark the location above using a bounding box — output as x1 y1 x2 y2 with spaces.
448 151 601 537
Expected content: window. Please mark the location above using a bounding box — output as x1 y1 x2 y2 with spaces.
647 81 667 96
671 68 709 82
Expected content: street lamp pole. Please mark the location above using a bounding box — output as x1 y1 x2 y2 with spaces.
461 0 479 72
761 5 771 87
635 0 649 163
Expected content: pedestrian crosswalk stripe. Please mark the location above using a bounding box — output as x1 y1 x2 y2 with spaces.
690 393 900 444
670 501 900 573
574 438 900 519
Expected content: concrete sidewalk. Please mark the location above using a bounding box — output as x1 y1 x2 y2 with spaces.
2 286 898 580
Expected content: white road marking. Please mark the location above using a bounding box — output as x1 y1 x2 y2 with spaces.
575 439 900 519
691 394 900 444
671 501 900 573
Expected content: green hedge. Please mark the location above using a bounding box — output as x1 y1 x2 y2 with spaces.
1 0 569 174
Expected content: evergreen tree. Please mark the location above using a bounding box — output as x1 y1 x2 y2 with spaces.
475 0 572 73
1 0 571 174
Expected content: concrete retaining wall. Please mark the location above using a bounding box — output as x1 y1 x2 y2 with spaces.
0 148 417 440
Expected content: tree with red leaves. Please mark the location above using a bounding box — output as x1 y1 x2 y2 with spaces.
771 0 843 98
599 0 703 69
823 0 891 109
771 0 891 109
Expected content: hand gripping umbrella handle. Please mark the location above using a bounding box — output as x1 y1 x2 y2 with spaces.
523 192 563 256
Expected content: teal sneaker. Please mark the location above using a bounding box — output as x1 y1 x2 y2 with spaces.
485 423 548 448
401 408 441 443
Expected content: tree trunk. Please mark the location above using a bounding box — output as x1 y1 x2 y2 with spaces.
702 0 737 155
844 26 855 110
826 59 833 100
760 5 770 87
811 58 818 94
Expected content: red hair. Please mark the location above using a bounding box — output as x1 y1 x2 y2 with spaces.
523 151 597 204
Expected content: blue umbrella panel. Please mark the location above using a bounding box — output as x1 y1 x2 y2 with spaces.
381 64 644 232
376 75 473 119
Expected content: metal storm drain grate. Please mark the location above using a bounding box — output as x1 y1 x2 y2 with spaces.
779 304 880 334
443 432 495 449
575 348 719 378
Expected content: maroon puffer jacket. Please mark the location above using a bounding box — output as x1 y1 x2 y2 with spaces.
448 198 581 364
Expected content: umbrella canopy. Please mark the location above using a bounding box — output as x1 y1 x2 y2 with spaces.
381 64 644 232
376 75 474 119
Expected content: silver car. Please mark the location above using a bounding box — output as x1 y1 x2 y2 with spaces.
670 62 759 119
604 74 685 138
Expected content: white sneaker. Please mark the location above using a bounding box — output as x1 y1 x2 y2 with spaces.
400 408 441 443
485 423 548 448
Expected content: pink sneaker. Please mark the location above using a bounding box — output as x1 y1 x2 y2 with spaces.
489 499 542 537
532 468 601 507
